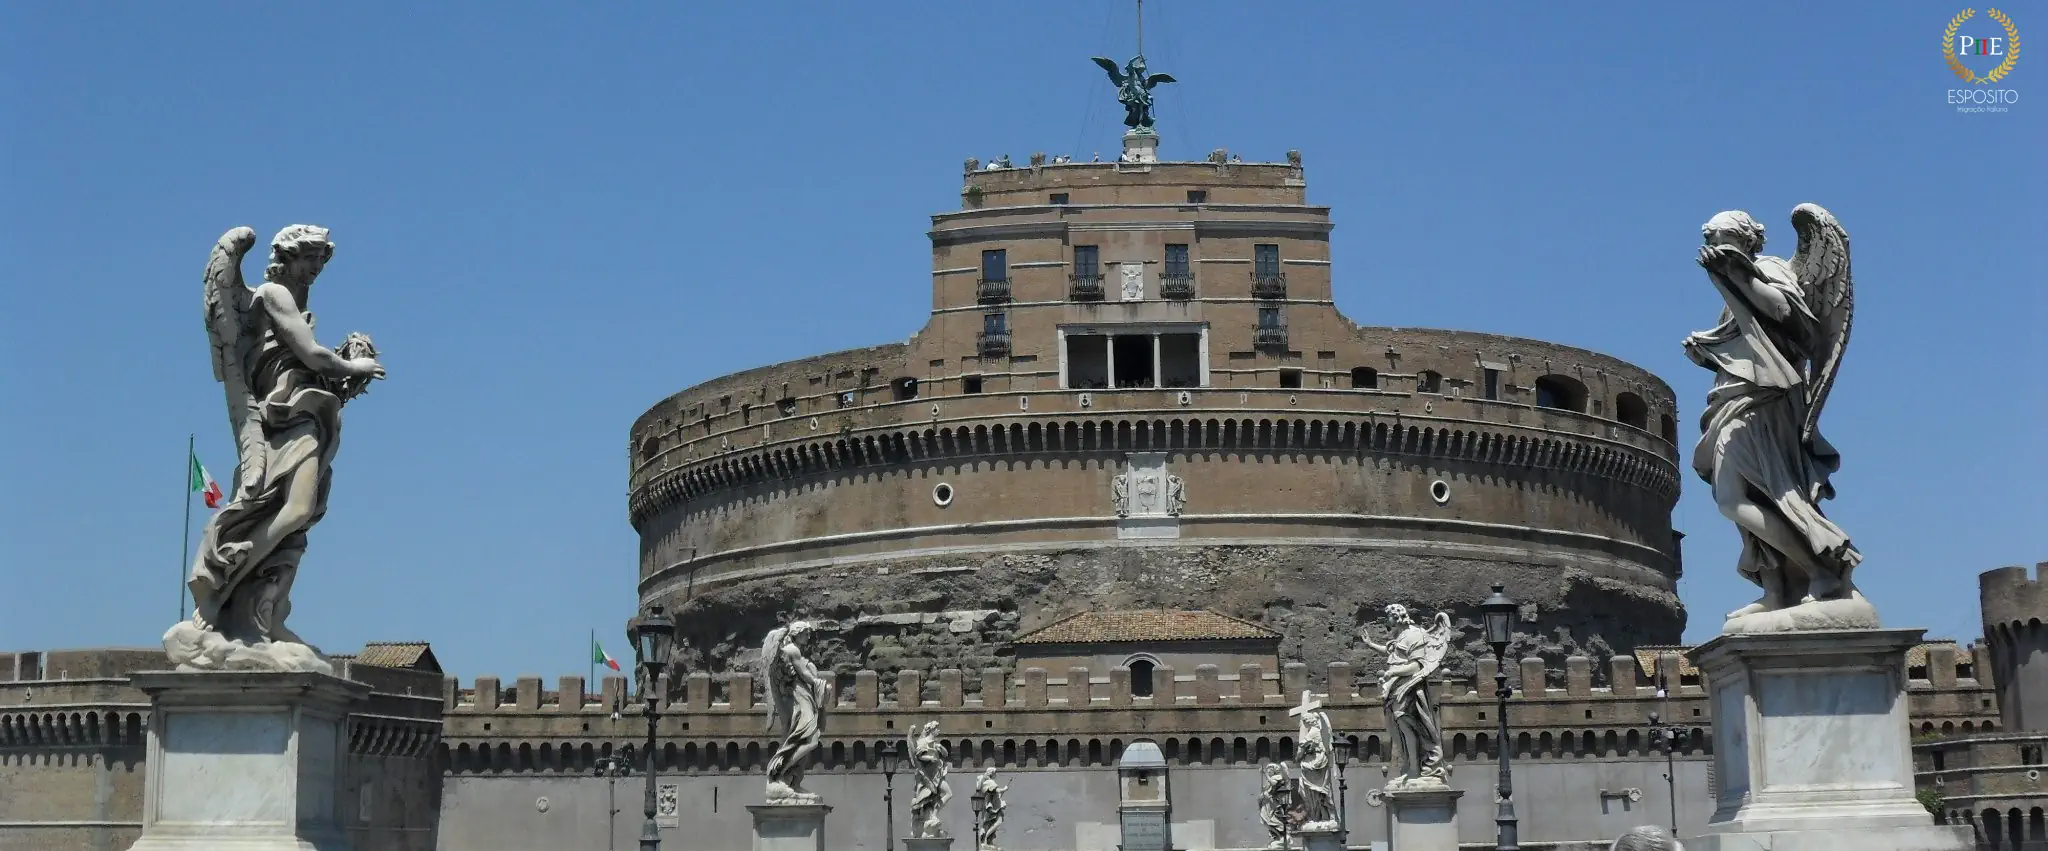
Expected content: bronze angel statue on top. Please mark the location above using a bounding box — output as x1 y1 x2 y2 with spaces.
1091 54 1176 131
1683 204 1862 634
166 225 385 673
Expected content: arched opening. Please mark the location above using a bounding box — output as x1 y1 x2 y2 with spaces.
1416 370 1443 394
1128 658 1156 698
1660 413 1678 443
893 377 919 401
1534 375 1588 412
1615 392 1649 429
1350 367 1379 389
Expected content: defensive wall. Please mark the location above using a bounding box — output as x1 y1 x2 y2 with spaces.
1917 563 2048 848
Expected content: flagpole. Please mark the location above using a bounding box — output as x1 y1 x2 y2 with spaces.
590 629 596 687
181 433 194 622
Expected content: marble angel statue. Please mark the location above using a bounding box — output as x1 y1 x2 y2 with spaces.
761 621 829 802
908 720 952 837
1256 762 1294 849
166 225 384 674
973 766 1008 850
1288 691 1339 831
1683 205 1861 634
1362 604 1453 788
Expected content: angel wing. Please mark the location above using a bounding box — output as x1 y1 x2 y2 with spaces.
1416 613 1454 680
1091 56 1127 86
1145 73 1177 88
203 227 262 492
759 626 788 732
1788 203 1852 447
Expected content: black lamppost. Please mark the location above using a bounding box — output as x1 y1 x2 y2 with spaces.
1334 736 1353 840
1480 584 1520 851
971 788 987 848
631 605 675 851
881 739 901 851
1649 709 1687 837
594 754 632 851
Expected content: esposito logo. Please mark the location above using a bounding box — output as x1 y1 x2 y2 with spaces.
1945 8 2022 112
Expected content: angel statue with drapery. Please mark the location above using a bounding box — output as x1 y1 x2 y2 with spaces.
1090 54 1176 131
973 767 1009 851
1683 204 1864 634
760 621 829 802
908 720 953 838
1362 604 1453 788
165 225 384 674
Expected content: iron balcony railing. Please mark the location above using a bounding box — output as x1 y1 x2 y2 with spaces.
976 278 1012 304
1252 271 1287 299
1160 274 1195 299
1253 325 1289 350
978 329 1012 357
1069 273 1105 301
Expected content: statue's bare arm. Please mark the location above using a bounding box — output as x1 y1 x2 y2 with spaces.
256 284 382 380
1698 247 1792 321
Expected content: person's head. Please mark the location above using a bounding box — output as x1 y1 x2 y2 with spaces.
1702 211 1765 256
1610 824 1681 851
266 224 333 286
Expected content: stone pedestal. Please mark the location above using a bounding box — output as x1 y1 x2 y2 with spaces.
1384 784 1463 851
750 803 831 851
125 670 370 851
1121 131 1159 164
902 836 954 851
1683 629 1972 851
1292 825 1347 851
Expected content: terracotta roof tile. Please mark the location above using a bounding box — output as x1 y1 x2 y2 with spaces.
353 642 439 672
1014 610 1279 645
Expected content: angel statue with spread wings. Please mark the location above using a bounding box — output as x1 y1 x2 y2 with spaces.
166 225 384 674
1091 54 1176 131
1683 205 1862 634
1362 604 1452 789
760 621 829 803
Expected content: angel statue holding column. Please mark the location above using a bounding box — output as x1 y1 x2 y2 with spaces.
1683 204 1861 634
167 225 384 674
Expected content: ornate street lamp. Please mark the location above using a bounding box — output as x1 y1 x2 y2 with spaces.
1480 584 1520 851
1334 736 1353 840
631 605 675 851
594 754 632 851
882 739 901 851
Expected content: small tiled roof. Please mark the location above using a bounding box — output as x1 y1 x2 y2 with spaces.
1632 646 1699 681
353 642 440 672
1907 640 1962 669
1014 610 1279 645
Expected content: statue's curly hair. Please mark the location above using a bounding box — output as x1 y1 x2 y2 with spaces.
1702 211 1765 255
265 224 333 283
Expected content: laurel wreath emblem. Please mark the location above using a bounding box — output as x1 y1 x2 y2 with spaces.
1945 8 2023 85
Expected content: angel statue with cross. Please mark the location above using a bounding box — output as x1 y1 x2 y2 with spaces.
1287 690 1340 831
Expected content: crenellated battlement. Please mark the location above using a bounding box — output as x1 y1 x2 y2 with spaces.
435 649 1999 775
1981 562 2048 734
1981 562 2048 632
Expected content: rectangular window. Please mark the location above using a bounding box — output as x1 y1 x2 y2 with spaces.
1186 190 1208 204
1278 369 1302 389
1073 245 1099 278
962 375 984 394
1164 244 1190 277
981 249 1007 281
1258 307 1281 328
1049 192 1069 205
1254 244 1281 277
1483 368 1501 401
1065 334 1109 389
983 312 1007 334
1932 750 1947 771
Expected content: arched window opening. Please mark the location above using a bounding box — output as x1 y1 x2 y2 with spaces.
1615 392 1649 429
1534 375 1589 412
1127 658 1156 698
1350 367 1379 389
1659 413 1678 444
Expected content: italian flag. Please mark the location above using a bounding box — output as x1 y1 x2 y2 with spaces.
593 639 621 672
189 450 223 510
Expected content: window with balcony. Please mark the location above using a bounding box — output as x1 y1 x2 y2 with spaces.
1162 244 1193 299
1255 307 1287 349
978 312 1010 357
1252 244 1285 298
1071 245 1104 300
978 249 1010 303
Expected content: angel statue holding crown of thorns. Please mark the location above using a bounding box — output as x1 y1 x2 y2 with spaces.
166 225 385 674
1683 204 1864 634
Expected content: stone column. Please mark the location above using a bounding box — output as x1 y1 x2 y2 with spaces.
1683 628 1972 851
1382 785 1462 851
749 803 831 851
126 671 370 851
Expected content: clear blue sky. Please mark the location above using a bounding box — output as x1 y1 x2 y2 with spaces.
2 3 2040 681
